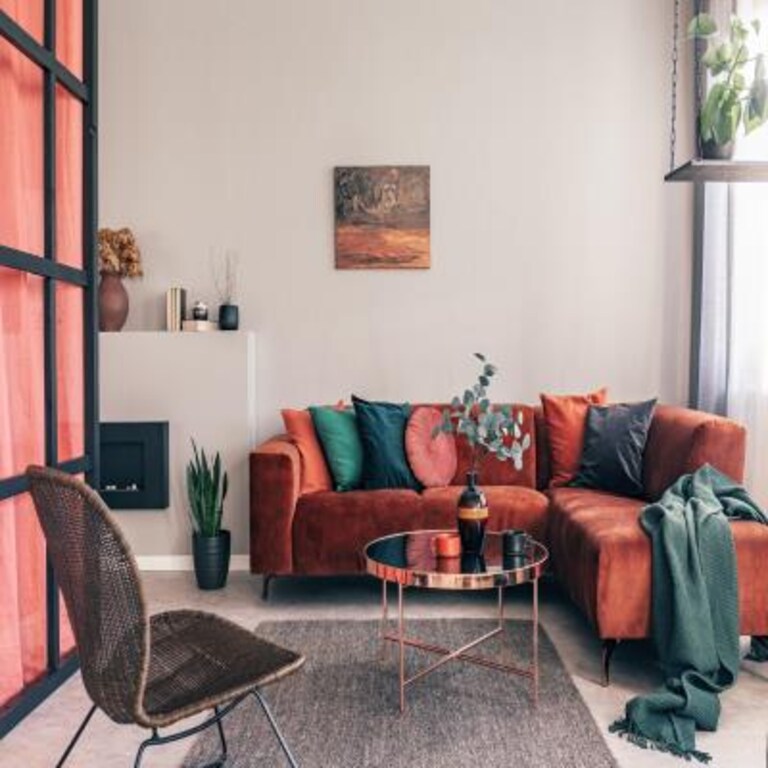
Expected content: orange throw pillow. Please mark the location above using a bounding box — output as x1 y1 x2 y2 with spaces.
540 388 608 488
281 409 333 494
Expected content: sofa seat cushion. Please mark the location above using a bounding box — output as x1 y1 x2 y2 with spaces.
421 486 549 543
548 487 768 639
292 489 423 574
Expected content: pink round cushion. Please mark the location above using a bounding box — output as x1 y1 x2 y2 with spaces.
405 406 457 488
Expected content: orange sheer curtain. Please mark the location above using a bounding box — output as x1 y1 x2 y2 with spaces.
0 4 48 705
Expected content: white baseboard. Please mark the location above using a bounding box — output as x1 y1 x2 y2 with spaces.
136 554 251 572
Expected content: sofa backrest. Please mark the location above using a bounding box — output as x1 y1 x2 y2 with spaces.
417 403 538 489
642 404 746 500
533 402 747 498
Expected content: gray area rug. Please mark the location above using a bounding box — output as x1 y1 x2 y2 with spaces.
184 620 616 768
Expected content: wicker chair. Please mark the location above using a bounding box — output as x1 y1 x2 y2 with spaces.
27 466 305 768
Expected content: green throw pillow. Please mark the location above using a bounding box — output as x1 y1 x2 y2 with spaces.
309 406 364 491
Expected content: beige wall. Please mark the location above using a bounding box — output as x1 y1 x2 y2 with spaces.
100 0 693 448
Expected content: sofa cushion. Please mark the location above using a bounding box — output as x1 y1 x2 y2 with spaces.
292 489 423 574
352 396 420 491
309 406 364 491
572 399 656 498
452 404 538 489
540 388 608 487
421 485 549 543
405 406 457 488
547 487 768 639
281 409 333 494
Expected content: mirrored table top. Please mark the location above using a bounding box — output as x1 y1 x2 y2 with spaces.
364 530 548 590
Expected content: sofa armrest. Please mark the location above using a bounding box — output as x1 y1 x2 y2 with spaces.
250 435 301 574
643 405 746 501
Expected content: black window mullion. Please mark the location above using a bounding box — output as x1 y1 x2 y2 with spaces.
83 0 99 489
0 11 88 102
43 0 60 675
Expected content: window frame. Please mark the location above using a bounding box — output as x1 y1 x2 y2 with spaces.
0 0 98 736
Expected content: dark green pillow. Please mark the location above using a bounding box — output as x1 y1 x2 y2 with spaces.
352 395 421 491
309 406 363 491
572 399 657 497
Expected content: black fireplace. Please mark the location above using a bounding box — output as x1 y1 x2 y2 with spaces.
99 422 170 509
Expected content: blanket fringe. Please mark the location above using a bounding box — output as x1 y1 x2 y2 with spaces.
609 718 712 764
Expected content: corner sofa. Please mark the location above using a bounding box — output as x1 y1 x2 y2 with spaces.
250 403 768 681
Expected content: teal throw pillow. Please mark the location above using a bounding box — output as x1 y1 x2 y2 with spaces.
309 406 363 491
352 395 421 491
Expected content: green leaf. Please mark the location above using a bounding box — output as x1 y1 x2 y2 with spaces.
702 43 733 76
450 396 461 410
752 18 761 36
474 352 486 362
479 375 489 387
730 16 749 44
700 82 727 140
688 12 717 38
746 55 768 133
463 389 474 406
483 363 496 377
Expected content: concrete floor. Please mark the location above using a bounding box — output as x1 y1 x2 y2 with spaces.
1 573 766 767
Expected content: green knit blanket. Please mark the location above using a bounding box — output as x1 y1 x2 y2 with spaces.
610 464 768 763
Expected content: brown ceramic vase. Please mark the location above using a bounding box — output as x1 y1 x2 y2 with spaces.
98 273 129 332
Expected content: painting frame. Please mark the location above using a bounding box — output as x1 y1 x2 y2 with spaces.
334 165 431 270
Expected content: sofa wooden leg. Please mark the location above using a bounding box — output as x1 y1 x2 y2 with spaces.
601 639 619 686
262 575 273 601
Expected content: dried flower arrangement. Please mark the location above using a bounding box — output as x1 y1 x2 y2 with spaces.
98 227 143 278
212 249 239 305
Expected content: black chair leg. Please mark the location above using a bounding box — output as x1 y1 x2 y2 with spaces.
56 703 97 768
601 639 619 686
253 689 298 767
214 705 228 763
262 574 273 601
133 728 157 768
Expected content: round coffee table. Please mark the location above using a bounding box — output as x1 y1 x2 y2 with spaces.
364 529 548 713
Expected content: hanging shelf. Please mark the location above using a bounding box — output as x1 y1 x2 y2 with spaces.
665 159 768 182
665 0 768 183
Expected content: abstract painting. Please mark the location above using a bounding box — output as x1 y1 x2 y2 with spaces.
334 166 430 269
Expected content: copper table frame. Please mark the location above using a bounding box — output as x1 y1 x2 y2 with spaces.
364 530 549 714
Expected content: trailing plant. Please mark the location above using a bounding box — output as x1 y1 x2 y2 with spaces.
689 12 768 148
186 440 228 538
434 353 531 473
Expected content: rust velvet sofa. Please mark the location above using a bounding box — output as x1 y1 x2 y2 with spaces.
250 403 768 681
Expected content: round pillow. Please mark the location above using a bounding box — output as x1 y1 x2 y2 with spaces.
405 406 457 487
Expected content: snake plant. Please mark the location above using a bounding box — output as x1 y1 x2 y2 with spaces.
186 440 228 537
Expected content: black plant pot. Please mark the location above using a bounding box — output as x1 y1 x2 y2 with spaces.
218 304 239 331
193 530 231 590
457 471 488 555
701 138 734 161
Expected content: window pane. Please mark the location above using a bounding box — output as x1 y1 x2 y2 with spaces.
0 268 45 478
0 37 44 257
56 0 83 78
56 85 83 268
0 494 48 708
0 0 43 43
57 283 85 462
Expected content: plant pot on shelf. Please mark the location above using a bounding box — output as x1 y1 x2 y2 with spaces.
98 273 129 332
457 470 488 555
218 303 239 331
701 139 735 161
192 530 231 590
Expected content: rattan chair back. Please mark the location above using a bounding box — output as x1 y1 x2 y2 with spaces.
27 466 149 724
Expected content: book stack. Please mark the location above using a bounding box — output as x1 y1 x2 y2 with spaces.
166 287 186 332
182 320 218 332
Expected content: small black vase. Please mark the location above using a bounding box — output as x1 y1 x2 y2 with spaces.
193 530 231 590
457 471 488 555
218 304 239 331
